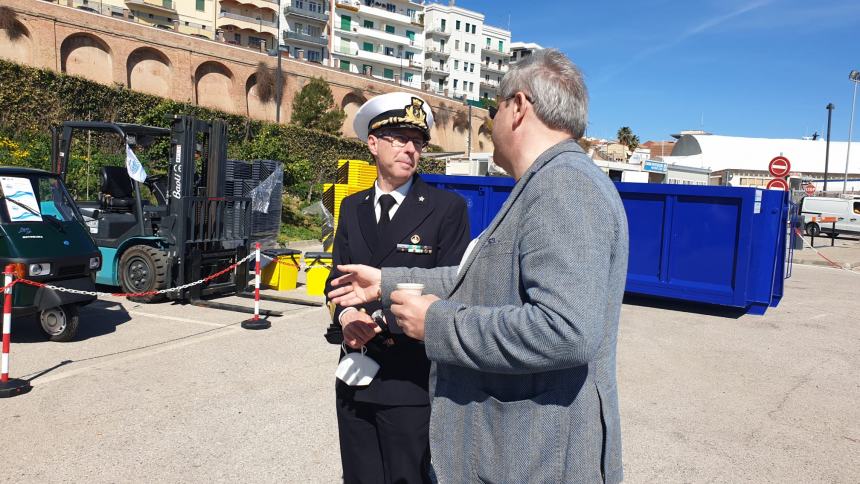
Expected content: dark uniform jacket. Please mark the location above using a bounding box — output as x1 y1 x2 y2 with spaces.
325 175 470 405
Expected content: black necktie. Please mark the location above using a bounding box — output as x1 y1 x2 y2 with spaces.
377 194 396 234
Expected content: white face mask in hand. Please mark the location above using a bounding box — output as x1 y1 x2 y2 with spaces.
335 344 380 386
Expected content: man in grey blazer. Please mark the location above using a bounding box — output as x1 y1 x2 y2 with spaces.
329 49 629 483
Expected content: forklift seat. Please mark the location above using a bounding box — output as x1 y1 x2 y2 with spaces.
99 166 135 211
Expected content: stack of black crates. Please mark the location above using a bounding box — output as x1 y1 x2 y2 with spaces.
225 159 283 248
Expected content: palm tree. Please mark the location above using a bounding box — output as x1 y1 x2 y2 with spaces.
616 126 640 160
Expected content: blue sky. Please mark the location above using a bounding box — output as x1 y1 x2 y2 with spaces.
448 0 860 142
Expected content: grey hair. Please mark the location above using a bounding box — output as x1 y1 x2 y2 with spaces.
498 49 588 138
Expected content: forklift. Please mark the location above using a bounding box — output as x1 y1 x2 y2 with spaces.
51 115 277 314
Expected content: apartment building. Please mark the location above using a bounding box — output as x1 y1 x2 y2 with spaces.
330 0 425 90
423 3 482 100
216 0 279 51
281 0 329 62
510 41 543 64
479 24 510 100
67 0 218 38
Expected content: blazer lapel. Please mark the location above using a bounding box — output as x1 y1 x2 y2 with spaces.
356 188 378 252
448 140 585 294
370 176 434 266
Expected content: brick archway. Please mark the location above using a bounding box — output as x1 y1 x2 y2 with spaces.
245 73 276 122
126 47 171 97
61 33 113 84
0 14 33 66
194 61 235 113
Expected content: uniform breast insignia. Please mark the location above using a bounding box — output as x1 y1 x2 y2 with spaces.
418 196 425 202
396 243 432 254
410 234 421 244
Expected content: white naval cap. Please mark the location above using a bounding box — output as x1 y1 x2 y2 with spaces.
353 92 435 142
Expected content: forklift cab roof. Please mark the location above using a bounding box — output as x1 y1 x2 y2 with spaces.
58 121 170 148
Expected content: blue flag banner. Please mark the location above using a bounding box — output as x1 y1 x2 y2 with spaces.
125 144 148 183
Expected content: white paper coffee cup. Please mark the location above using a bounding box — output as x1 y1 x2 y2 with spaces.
395 283 425 296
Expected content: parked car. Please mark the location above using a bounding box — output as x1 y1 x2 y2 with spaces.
800 196 860 237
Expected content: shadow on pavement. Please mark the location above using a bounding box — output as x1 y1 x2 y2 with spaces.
11 300 132 344
622 294 747 319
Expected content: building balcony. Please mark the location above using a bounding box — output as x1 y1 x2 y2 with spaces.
370 74 422 90
424 65 449 77
481 63 508 75
426 46 450 58
335 0 360 12
284 30 328 47
236 0 280 11
218 11 277 33
481 46 509 57
425 27 450 38
480 79 499 89
125 0 175 15
358 4 420 26
284 6 329 23
353 26 421 49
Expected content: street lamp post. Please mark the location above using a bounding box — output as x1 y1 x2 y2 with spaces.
463 98 472 160
275 10 282 123
825 103 834 192
844 70 860 194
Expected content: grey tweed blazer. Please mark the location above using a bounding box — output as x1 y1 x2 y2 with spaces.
381 140 629 483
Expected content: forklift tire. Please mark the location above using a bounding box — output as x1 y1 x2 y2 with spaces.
40 304 80 342
120 245 169 303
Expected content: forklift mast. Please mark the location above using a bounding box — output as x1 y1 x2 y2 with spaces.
165 115 250 296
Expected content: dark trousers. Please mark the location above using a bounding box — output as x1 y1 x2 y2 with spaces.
336 396 431 484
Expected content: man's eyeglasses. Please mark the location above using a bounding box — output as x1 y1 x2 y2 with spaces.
489 93 534 120
376 132 429 150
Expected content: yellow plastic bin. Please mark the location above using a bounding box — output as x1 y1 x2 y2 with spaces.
261 249 301 291
304 251 333 296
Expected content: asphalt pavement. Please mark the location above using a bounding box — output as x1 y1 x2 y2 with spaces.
0 263 857 483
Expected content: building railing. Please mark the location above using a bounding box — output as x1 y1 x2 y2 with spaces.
218 11 277 29
426 46 450 56
481 45 509 56
284 31 328 46
426 27 450 36
125 0 175 11
482 63 508 74
425 65 449 76
284 6 329 22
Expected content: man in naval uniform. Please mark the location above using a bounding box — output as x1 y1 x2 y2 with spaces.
324 92 471 483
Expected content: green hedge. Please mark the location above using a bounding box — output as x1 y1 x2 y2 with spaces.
0 58 447 217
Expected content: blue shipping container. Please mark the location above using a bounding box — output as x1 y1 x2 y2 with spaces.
421 175 789 315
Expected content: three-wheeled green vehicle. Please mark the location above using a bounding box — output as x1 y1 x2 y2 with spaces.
0 167 101 341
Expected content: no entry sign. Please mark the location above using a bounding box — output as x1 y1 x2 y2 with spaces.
767 178 789 191
768 156 791 177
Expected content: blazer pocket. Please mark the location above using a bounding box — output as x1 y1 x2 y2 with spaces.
471 391 563 483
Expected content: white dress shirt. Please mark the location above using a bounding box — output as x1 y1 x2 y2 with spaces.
373 177 413 222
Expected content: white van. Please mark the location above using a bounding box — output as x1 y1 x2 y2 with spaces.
800 196 860 236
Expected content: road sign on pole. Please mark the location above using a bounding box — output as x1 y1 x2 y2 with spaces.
804 183 815 195
767 178 789 191
768 156 791 177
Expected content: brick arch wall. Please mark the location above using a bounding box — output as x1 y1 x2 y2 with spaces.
60 32 113 84
126 47 172 98
0 16 33 66
6 1 491 154
194 61 236 113
245 72 277 122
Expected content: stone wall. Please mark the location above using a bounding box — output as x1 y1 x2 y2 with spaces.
0 0 493 152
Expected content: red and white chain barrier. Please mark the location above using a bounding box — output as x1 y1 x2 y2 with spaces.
1 266 13 383
13 252 257 299
1 264 32 397
241 243 270 330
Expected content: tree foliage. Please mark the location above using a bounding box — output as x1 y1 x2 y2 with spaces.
290 77 346 135
616 126 640 160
